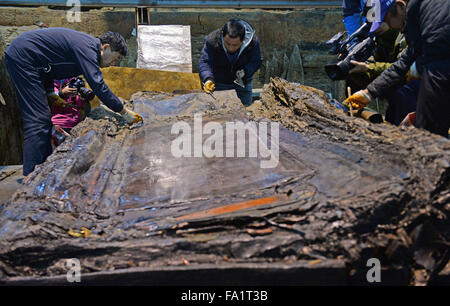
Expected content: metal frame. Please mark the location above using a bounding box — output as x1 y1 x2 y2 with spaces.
136 7 151 26
0 0 341 8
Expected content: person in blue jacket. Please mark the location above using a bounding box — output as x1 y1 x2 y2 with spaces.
343 0 368 35
198 18 262 106
5 28 143 176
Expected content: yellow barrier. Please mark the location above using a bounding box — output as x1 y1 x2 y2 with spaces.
89 67 202 108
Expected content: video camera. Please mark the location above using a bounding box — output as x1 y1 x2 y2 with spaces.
68 77 95 101
324 23 377 80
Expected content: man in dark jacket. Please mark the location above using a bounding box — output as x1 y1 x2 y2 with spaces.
198 19 262 106
348 28 421 126
5 28 143 176
345 0 450 137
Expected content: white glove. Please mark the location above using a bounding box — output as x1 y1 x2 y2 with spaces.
122 108 143 124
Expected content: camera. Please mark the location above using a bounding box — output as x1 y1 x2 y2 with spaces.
324 23 377 80
68 77 95 101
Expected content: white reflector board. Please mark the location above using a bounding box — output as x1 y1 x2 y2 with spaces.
137 25 192 73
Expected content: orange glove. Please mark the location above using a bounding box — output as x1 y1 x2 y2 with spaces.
344 90 374 110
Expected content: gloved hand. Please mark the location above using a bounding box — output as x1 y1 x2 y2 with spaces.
236 69 245 79
121 108 143 124
203 80 215 94
406 62 421 83
344 89 374 110
47 92 69 108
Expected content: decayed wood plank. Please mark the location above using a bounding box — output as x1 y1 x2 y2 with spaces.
0 80 448 285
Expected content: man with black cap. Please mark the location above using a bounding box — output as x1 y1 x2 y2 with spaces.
345 0 450 137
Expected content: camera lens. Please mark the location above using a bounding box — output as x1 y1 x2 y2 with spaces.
79 87 95 101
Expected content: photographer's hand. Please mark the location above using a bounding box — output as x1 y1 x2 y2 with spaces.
60 86 78 98
349 60 369 74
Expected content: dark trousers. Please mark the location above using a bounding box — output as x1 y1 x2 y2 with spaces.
384 80 420 126
5 54 53 176
415 60 450 138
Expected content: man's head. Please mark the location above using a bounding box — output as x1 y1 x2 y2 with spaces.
367 0 408 34
98 31 127 68
221 19 246 54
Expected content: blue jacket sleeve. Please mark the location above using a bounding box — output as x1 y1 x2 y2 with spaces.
343 14 362 36
243 37 263 81
198 40 215 83
72 40 124 113
343 0 364 36
343 0 363 17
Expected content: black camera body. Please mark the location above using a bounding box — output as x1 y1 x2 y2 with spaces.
324 23 377 81
68 77 95 101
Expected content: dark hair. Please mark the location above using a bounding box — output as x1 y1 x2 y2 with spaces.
387 0 409 17
221 19 246 41
98 31 128 56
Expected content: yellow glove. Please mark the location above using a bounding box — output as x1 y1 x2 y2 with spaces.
203 80 215 94
344 90 374 110
122 108 143 124
47 93 69 108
